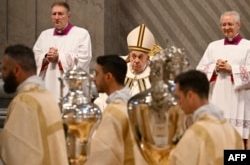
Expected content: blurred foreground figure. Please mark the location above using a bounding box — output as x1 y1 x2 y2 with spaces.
85 55 135 165
0 44 68 165
168 70 243 165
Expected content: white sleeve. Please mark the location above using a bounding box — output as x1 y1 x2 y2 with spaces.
232 48 250 87
33 32 47 74
196 44 216 80
75 31 92 72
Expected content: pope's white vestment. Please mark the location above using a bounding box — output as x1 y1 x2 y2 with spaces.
125 64 151 97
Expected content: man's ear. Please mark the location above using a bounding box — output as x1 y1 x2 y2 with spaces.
186 90 194 99
105 72 113 81
13 63 23 77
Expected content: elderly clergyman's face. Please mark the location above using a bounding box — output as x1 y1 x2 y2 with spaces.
51 5 70 30
129 50 149 74
220 15 240 39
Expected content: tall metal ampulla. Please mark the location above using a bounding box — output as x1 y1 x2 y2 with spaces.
60 67 102 165
128 45 189 165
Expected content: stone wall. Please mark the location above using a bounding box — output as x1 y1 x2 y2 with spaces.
1 0 250 67
114 0 250 67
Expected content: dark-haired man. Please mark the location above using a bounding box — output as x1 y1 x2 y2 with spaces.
85 55 135 165
168 70 243 165
33 1 92 102
0 44 68 164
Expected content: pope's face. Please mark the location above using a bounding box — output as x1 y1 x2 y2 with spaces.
129 50 149 74
220 14 240 39
51 5 70 30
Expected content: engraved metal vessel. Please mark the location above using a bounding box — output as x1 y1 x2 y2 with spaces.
60 67 102 165
128 45 189 165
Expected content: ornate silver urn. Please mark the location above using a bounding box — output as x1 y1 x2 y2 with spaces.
60 67 102 165
128 45 189 165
